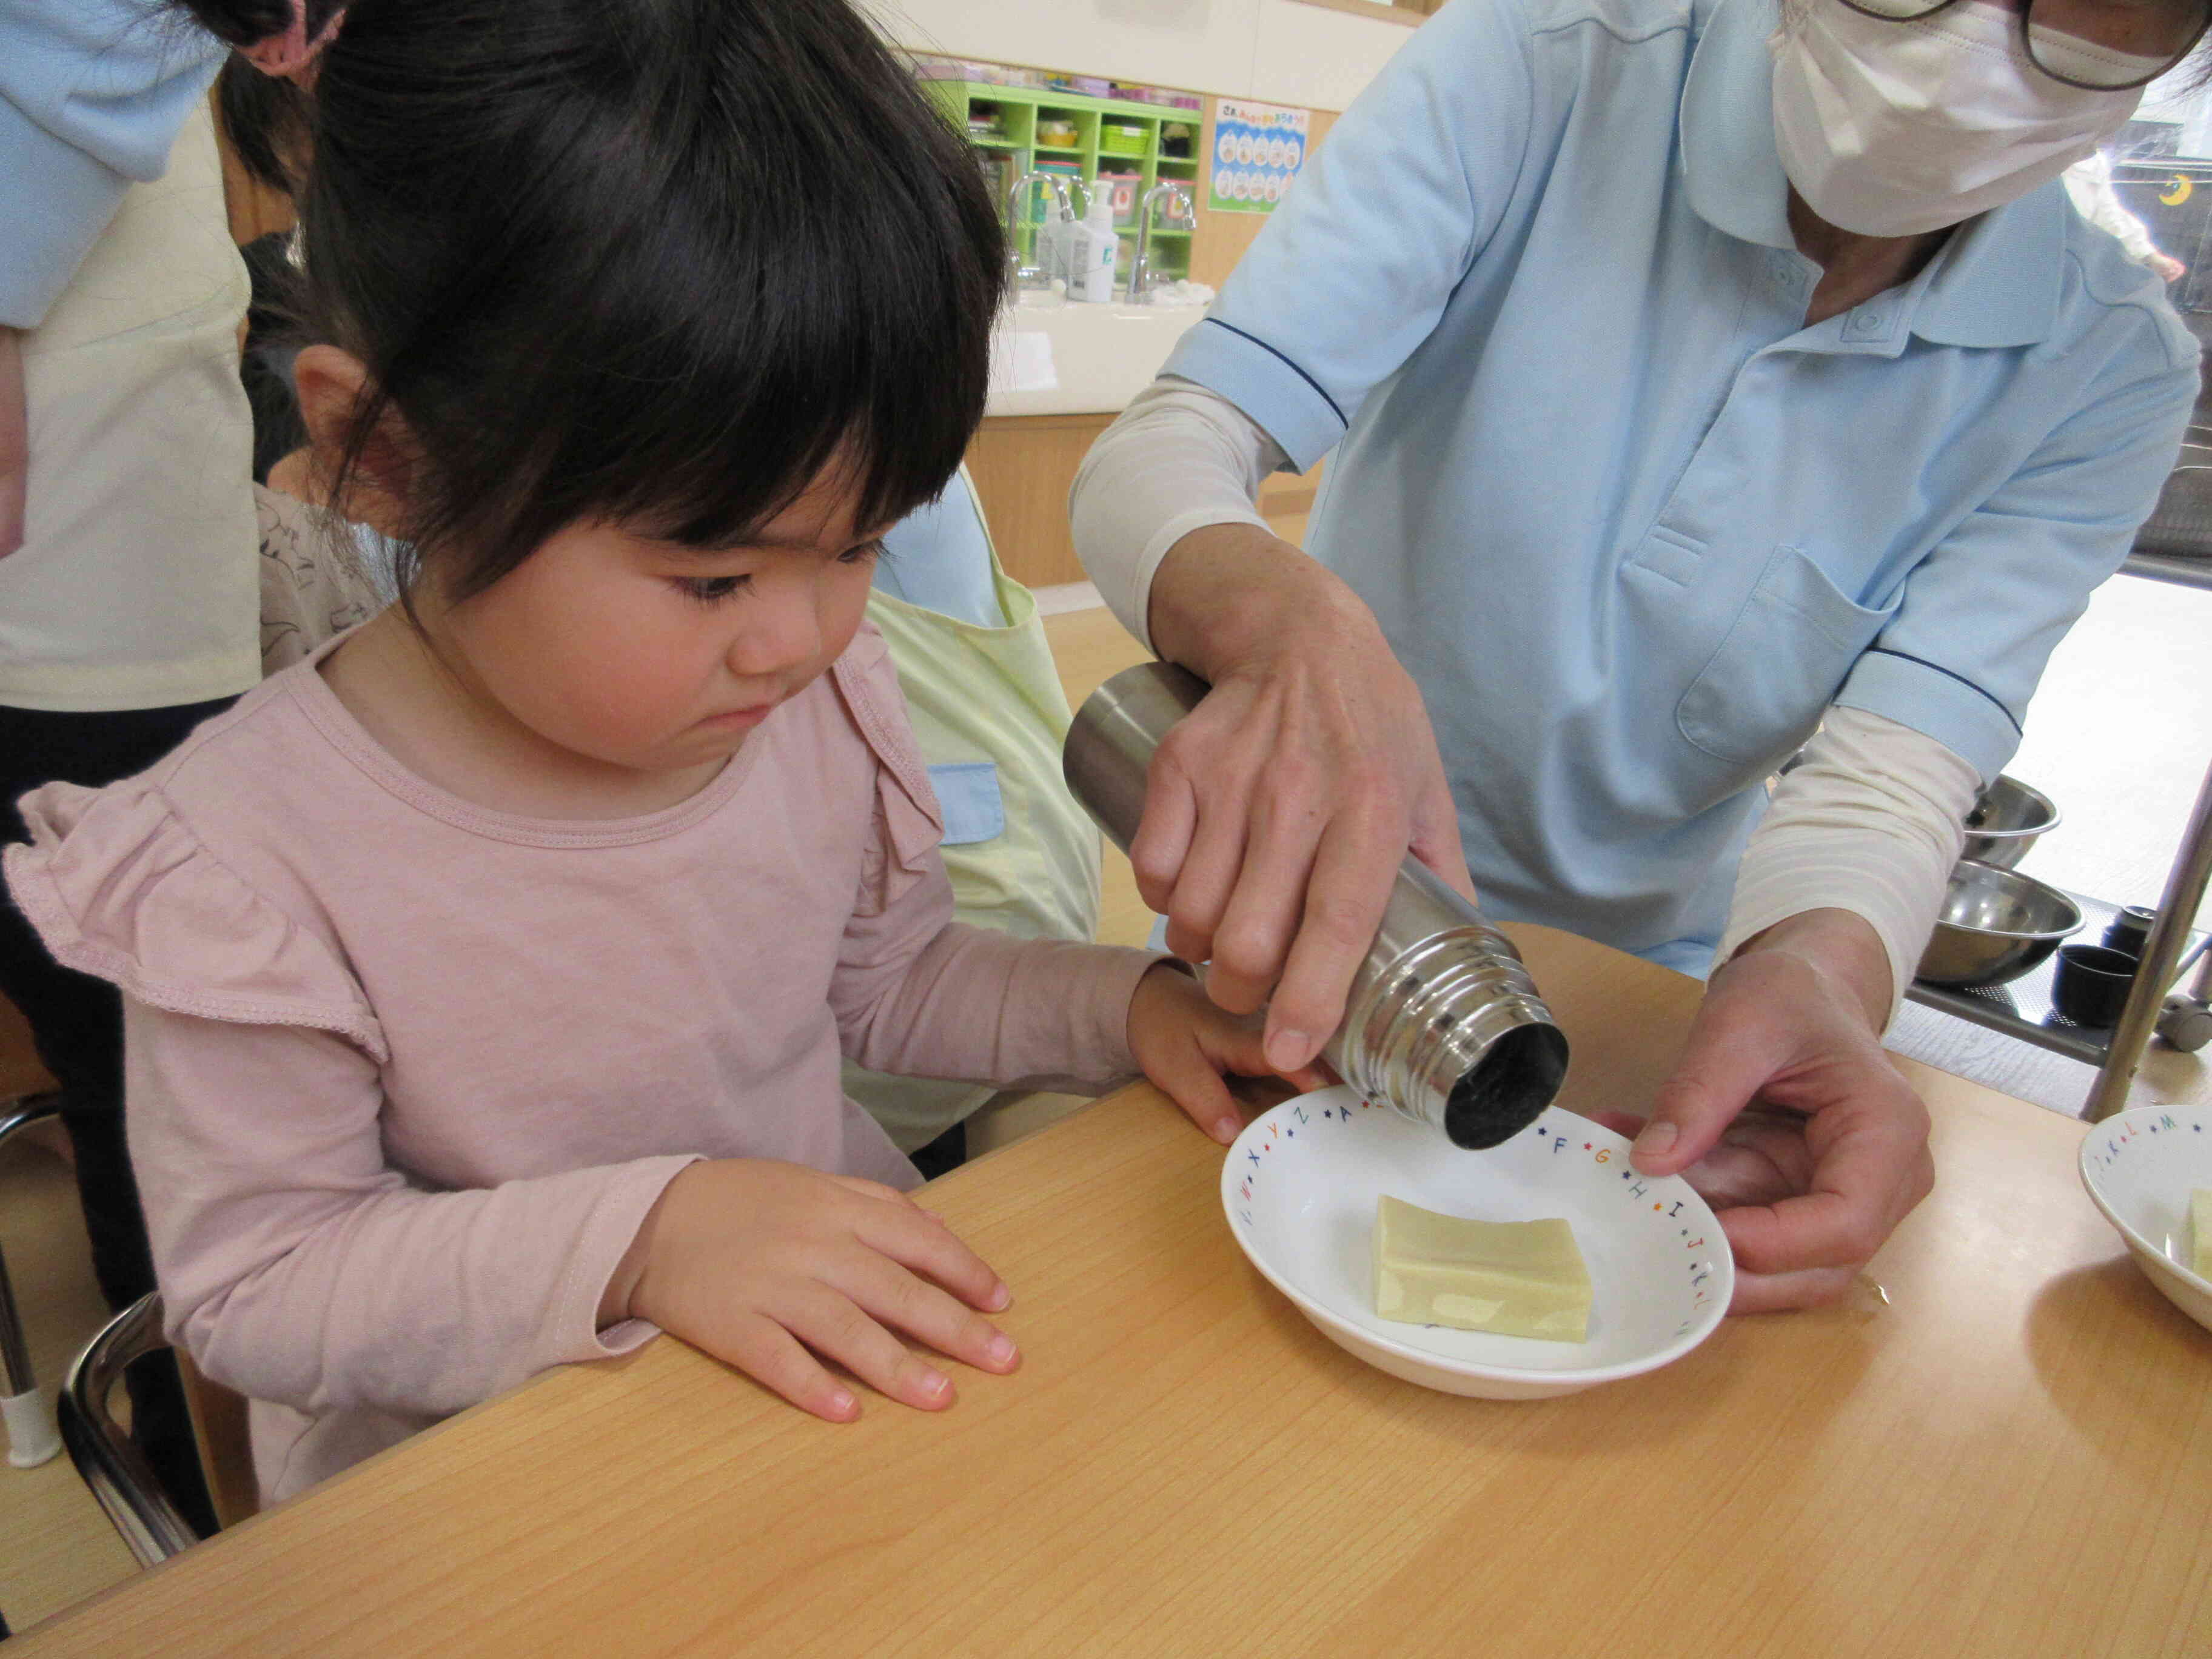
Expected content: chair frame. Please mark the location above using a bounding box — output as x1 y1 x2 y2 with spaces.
58 1291 200 1566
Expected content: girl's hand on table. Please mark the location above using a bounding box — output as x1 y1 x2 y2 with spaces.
603 1159 1020 1421
1594 911 1934 1315
1127 961 1332 1145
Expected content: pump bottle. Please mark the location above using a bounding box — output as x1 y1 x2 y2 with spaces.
1070 192 1121 304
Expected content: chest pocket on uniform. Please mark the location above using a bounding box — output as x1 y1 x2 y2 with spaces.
1676 545 1900 766
926 760 1005 845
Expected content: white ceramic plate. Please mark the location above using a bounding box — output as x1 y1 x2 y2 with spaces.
2079 1104 2212 1335
1221 1087 1732 1399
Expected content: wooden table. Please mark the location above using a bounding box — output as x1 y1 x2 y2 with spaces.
20 928 2212 1656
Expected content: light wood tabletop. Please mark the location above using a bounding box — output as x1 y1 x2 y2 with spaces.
19 926 2212 1657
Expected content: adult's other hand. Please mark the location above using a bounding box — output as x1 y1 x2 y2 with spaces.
1141 521 1472 1074
1603 909 1934 1313
1 327 25 557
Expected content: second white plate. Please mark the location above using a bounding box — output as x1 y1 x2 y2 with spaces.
2080 1104 2212 1336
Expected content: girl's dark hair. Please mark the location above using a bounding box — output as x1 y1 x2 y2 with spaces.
175 0 1007 600
213 55 310 198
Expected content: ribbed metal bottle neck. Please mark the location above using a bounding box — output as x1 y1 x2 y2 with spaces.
1322 926 1566 1150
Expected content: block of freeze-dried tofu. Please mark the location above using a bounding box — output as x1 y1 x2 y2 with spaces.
2193 1189 2212 1281
1372 1194 1592 1342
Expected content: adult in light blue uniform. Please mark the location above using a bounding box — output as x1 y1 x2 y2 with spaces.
1164 0 2193 966
1078 0 2200 1310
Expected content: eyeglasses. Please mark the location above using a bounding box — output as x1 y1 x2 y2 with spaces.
1837 0 2212 89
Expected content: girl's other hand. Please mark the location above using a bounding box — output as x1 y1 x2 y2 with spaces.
602 1160 1019 1421
1126 961 1332 1146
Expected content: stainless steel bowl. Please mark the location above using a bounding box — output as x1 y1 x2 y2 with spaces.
1960 775 2060 870
1916 860 2085 988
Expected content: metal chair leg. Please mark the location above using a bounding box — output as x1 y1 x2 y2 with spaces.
58 1292 200 1566
0 1092 65 1467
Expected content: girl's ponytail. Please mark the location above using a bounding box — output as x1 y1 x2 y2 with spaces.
171 1 342 53
175 3 340 195
213 56 311 197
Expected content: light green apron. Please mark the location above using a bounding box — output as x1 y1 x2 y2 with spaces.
841 536 1102 1152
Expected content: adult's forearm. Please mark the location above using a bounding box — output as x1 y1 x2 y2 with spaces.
1145 518 1382 683
1069 378 1281 652
1716 707 1977 1027
1723 907 1897 1036
1 326 22 557
1067 375 1392 685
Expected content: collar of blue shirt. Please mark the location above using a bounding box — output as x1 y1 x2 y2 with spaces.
1678 0 2064 349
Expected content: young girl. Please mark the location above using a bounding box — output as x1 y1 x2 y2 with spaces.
4 0 1298 1506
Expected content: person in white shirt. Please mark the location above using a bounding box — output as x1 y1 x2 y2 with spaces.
2063 149 2188 280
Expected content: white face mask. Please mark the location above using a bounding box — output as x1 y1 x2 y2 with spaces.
1768 0 2156 237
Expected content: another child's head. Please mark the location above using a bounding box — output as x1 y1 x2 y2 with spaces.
183 0 1005 774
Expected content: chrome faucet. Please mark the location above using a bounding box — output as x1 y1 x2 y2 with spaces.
1003 170 1074 289
1125 182 1193 305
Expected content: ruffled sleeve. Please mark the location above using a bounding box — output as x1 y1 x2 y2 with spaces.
831 626 947 920
4 778 389 1061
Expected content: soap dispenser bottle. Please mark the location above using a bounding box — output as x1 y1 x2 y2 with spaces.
1071 192 1121 304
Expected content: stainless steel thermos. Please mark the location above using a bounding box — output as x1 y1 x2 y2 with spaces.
1063 662 1569 1150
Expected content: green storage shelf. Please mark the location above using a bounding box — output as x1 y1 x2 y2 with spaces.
925 79 1202 284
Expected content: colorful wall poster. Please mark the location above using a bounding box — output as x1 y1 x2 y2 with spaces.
1207 99 1309 215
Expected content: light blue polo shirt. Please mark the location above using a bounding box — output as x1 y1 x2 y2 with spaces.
0 0 224 327
1161 0 2197 965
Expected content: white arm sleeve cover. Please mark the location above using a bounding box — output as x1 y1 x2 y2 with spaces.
1070 376 1288 653
1715 706 1981 1030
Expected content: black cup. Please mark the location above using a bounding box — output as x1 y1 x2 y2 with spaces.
2102 905 2157 956
2053 944 2139 1027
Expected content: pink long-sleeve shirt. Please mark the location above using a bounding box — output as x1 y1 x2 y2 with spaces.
4 624 1154 1502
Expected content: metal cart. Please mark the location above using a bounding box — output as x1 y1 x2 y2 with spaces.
1904 501 2212 1121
